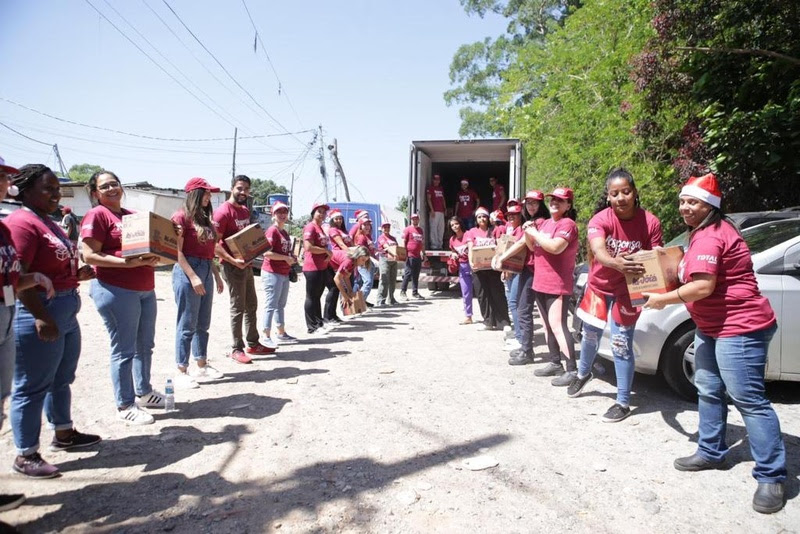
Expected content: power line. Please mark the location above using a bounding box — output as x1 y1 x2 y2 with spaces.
240 0 304 128
83 0 242 131
0 97 315 142
161 0 305 145
0 121 52 146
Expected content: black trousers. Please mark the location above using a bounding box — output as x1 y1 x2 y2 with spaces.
401 257 422 293
473 269 510 329
304 270 327 332
517 267 536 353
323 268 340 321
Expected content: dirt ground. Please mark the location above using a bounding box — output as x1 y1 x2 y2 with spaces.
1 269 798 533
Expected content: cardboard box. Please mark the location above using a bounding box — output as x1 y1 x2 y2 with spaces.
625 246 685 306
469 245 496 271
493 235 526 273
225 223 271 263
121 211 179 265
342 290 367 316
387 244 407 261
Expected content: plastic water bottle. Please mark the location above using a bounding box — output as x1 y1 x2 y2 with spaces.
164 379 175 412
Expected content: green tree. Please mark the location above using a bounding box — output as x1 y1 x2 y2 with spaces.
59 163 103 183
396 195 409 214
445 0 582 137
631 0 800 212
249 178 289 206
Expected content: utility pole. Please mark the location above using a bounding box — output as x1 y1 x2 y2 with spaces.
52 144 69 180
289 172 295 220
317 125 329 202
231 127 238 180
328 138 351 202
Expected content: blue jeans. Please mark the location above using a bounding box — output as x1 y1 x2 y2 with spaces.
90 280 157 408
516 268 535 350
173 258 214 368
577 294 636 406
0 305 15 430
262 271 290 332
401 257 422 293
505 273 519 335
353 262 375 302
11 290 81 455
693 325 786 483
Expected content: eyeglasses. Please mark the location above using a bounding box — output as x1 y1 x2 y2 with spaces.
97 181 121 191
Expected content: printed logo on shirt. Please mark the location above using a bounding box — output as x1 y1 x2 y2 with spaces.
43 233 71 260
696 254 718 264
0 246 21 274
458 193 472 205
434 190 443 198
558 230 572 238
605 236 642 257
235 218 249 230
82 223 94 231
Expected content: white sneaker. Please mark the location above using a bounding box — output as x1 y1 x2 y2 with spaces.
138 390 165 408
174 373 199 389
191 364 224 381
117 404 154 426
503 340 522 352
261 337 279 350
503 325 513 333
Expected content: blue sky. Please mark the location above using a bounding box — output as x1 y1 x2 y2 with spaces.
0 0 506 211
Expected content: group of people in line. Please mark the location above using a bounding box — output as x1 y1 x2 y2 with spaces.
0 156 789 515
429 168 787 514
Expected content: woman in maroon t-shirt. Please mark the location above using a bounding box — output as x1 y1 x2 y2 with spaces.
302 203 333 334
644 173 786 513
261 201 297 348
449 217 474 325
330 246 371 311
7 164 99 479
326 210 352 251
468 207 509 331
524 188 580 387
82 171 162 425
172 178 225 389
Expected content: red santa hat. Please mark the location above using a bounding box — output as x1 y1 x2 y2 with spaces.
328 209 343 219
681 173 722 209
354 209 370 221
474 206 490 218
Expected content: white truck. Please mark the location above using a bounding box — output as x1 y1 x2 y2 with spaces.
407 139 526 289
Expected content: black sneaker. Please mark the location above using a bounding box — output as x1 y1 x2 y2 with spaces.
412 293 425 300
49 429 102 452
567 372 593 398
551 371 577 387
13 453 60 479
534 362 563 377
0 494 26 512
508 348 534 366
602 403 631 423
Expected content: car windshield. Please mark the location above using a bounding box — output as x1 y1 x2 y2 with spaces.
742 219 800 254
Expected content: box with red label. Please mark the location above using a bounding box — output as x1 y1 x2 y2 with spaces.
225 223 271 263
469 245 496 271
342 290 367 316
625 246 684 307
387 244 407 261
493 235 525 273
121 211 179 265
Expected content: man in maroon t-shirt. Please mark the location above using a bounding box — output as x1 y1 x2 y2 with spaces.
426 174 446 249
489 176 506 213
214 175 274 363
455 179 479 231
400 213 426 300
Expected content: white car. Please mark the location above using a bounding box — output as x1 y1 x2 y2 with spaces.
582 218 800 399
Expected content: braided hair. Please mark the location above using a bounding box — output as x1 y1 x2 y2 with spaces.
11 164 54 203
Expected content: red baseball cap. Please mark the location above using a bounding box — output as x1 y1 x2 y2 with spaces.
410 212 420 219
185 177 220 193
271 201 289 214
0 156 19 175
506 204 523 215
546 187 574 201
311 202 329 215
525 190 545 201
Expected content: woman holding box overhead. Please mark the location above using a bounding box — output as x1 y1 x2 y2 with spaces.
566 168 662 423
643 173 786 514
261 201 297 349
81 170 163 425
172 178 225 389
467 207 509 331
525 188 580 387
449 217 473 325
376 222 399 307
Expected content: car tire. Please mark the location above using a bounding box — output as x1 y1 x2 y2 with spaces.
659 322 698 401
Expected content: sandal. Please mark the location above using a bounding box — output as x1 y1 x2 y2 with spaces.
459 318 473 325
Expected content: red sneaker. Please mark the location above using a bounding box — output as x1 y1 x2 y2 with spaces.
228 349 253 364
246 344 276 355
